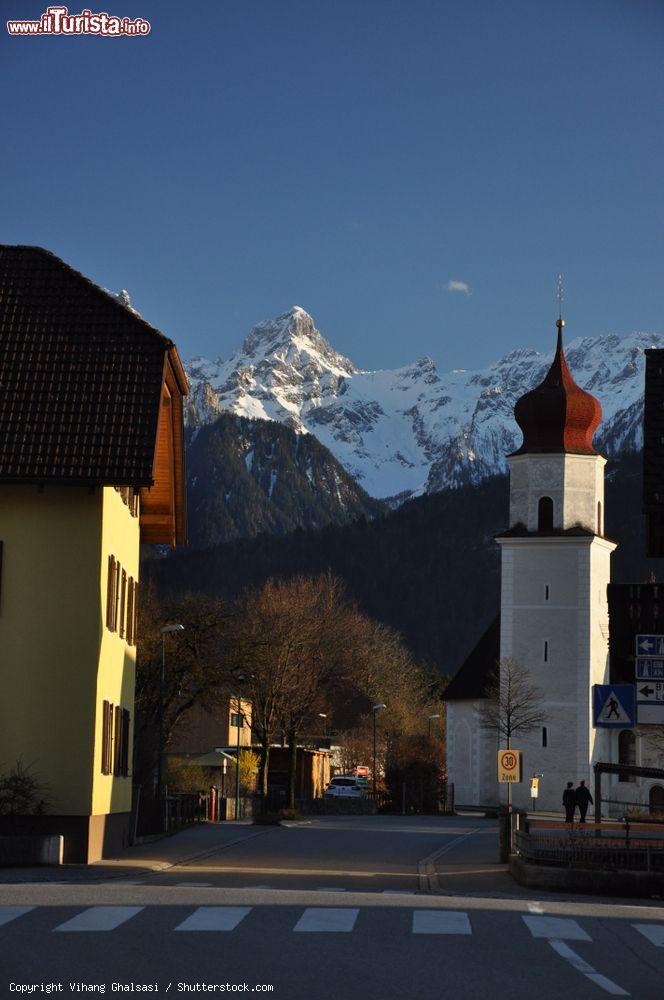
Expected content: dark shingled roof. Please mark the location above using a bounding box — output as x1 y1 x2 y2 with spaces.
442 616 499 702
0 245 188 485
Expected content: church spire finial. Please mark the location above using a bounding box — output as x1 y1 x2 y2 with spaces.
556 274 565 332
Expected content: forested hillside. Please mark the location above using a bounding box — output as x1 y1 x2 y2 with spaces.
146 451 656 676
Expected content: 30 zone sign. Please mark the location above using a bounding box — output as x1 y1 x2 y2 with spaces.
497 749 522 783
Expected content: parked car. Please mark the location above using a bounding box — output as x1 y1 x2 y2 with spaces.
324 776 365 798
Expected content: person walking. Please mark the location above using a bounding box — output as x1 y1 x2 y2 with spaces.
563 781 576 824
576 780 594 823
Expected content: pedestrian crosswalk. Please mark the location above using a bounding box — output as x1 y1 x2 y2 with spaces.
0 905 663 949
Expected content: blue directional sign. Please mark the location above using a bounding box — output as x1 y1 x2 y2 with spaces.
636 635 664 657
593 684 636 729
636 658 664 680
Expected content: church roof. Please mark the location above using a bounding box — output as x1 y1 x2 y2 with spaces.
511 321 602 456
442 615 499 702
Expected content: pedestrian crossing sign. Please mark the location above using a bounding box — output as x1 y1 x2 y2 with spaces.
592 684 635 729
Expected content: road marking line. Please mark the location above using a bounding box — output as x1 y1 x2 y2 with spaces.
633 923 664 946
294 908 359 932
549 940 594 973
0 906 34 928
522 915 591 941
412 910 471 935
174 906 251 931
550 942 628 996
54 906 144 932
417 829 481 892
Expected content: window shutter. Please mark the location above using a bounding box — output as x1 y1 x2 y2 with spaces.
113 705 122 775
102 700 114 775
126 578 134 645
106 556 115 630
133 582 139 643
121 709 130 776
113 561 121 633
119 570 127 639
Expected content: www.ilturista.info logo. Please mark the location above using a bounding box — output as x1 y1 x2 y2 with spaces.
7 6 151 36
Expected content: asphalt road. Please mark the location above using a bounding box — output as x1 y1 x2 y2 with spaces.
1 815 664 1000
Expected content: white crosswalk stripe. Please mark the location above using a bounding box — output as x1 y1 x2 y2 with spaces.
522 915 591 941
0 906 34 928
412 910 471 935
294 907 359 932
54 906 144 932
175 907 251 931
633 923 664 947
549 942 628 996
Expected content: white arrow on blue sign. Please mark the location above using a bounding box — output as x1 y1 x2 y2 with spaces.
636 635 664 656
636 658 664 680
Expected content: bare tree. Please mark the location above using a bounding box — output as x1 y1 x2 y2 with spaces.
477 658 547 745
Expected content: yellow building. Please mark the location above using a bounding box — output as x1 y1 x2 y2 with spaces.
0 246 188 862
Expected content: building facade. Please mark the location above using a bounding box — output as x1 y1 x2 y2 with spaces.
445 316 615 811
0 246 188 861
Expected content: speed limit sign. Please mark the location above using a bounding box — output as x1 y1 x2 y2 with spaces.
497 749 522 783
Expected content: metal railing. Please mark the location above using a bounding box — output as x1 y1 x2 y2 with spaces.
515 829 664 872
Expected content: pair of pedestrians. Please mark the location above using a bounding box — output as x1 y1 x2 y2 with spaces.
563 780 593 823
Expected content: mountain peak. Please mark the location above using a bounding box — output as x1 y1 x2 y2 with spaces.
240 307 355 373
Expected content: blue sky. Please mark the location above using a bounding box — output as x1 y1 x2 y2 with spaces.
2 0 663 371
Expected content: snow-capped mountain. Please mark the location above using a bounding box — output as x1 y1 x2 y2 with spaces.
185 307 662 501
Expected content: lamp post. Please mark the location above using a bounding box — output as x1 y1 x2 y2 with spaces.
158 624 184 828
372 704 386 798
428 713 441 737
235 690 243 821
318 712 328 738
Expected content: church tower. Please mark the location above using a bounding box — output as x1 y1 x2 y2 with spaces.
496 313 616 810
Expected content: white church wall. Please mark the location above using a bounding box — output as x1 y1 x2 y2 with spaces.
497 535 614 812
507 453 605 534
446 700 499 808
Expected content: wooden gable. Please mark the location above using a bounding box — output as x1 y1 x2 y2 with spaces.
140 350 187 546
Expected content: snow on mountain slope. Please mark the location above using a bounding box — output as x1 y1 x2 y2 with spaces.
185 307 662 500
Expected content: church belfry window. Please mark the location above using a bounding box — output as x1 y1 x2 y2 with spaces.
542 727 548 748
543 640 549 663
545 584 550 602
538 496 554 532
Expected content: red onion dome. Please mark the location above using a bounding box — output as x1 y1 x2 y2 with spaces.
513 321 602 455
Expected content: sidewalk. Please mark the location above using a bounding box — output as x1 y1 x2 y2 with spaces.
0 821 269 884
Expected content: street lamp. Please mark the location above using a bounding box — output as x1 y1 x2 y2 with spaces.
372 704 386 798
428 713 441 737
318 712 328 738
158 624 184 826
232 674 247 821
